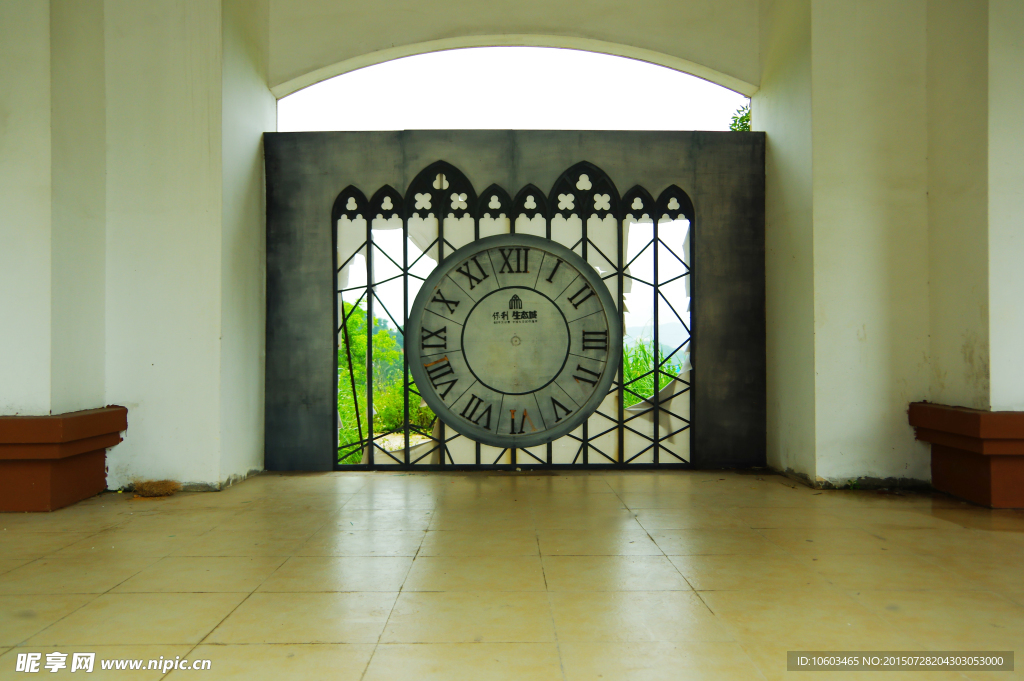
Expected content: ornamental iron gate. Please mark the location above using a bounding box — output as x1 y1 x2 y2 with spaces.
333 160 694 469
264 130 765 473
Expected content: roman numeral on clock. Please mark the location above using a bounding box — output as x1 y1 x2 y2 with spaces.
551 397 573 422
509 408 536 435
460 394 492 429
567 284 595 309
423 356 458 400
573 364 600 386
420 325 447 350
582 330 608 351
498 248 530 274
545 258 563 283
455 257 490 290
431 290 460 314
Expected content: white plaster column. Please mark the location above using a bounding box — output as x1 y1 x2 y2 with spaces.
50 0 107 415
219 0 276 483
987 0 1024 411
809 0 931 484
755 0 817 480
0 1 53 415
926 0 990 410
759 0 932 485
103 0 273 488
0 0 107 418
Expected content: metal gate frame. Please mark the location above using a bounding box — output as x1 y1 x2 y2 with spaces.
263 130 766 472
332 160 694 470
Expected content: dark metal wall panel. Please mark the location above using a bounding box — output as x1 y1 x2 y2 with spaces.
264 130 765 471
690 132 767 467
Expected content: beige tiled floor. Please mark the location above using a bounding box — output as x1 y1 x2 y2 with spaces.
0 470 1022 680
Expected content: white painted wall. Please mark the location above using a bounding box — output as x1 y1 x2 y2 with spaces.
103 0 225 487
50 0 106 415
755 0 816 479
987 0 1024 412
926 0 990 410
810 1 931 483
220 0 275 483
267 0 761 95
0 1 52 415
3 0 1022 489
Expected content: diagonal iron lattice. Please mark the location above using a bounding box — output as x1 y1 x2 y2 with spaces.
333 160 693 469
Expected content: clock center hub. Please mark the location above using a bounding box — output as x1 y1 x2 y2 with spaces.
461 288 570 395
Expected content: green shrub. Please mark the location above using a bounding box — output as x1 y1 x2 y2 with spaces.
730 103 751 132
337 302 435 464
621 338 685 408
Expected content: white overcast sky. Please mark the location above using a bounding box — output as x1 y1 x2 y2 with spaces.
278 47 747 131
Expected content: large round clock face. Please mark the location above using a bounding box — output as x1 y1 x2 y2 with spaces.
407 234 622 449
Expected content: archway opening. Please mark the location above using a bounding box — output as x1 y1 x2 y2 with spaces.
278 47 748 132
277 47 750 466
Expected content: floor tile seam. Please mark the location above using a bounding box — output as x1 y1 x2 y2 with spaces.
159 642 201 679
603 480 632 512
690 589 743 639
748 526 814 561
825 548 994 578
237 551 305 599
193 591 257 648
103 551 273 587
395 584 552 593
856 586 1024 607
51 552 167 602
626 510 673 561
188 642 378 646
0 524 123 537
0 588 126 598
286 517 342 556
535 531 549 591
537 551 663 557
648 541 698 590
913 551 1021 581
542 587 700 593
386 552 417 593
111 523 220 541
544 590 570 681
124 584 344 595
692 588 939 653
987 590 1024 611
355 641 379 681
363 576 411 680
170 547 309 558
0 529 126 562
379 527 425 598
839 585 1024 596
0 556 43 578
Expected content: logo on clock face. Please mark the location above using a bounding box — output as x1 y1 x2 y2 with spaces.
407 233 621 449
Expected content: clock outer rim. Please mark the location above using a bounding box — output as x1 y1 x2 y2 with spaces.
406 233 623 450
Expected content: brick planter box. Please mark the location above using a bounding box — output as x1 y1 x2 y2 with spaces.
908 402 1024 508
0 406 127 512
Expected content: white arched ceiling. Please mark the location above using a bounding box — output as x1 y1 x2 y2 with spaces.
270 35 760 99
268 0 761 94
277 47 750 131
